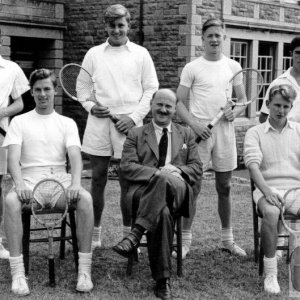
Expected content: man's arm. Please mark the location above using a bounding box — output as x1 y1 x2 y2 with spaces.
66 145 83 202
248 163 283 208
8 144 32 203
0 96 24 120
176 85 212 140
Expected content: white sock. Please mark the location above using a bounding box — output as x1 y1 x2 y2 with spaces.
9 255 25 278
92 226 101 242
264 256 277 276
221 228 234 247
78 252 92 275
123 226 131 238
182 230 192 248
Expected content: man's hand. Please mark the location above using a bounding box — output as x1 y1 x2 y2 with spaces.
90 104 111 118
115 116 135 135
15 183 33 204
264 189 284 209
191 121 212 141
223 105 235 122
66 184 82 204
160 164 184 181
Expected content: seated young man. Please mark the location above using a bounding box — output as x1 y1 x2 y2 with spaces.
244 84 298 294
3 69 94 296
113 89 202 300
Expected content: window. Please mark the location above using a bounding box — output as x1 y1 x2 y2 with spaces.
257 42 276 112
283 43 292 72
230 40 249 69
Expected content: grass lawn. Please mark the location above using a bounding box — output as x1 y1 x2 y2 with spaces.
0 176 291 299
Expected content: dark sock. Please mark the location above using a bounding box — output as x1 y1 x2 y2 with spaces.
132 224 145 240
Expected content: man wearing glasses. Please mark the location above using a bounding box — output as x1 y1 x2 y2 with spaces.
244 84 298 295
259 36 300 123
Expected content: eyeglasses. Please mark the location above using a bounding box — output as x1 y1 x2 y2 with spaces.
269 85 296 102
293 50 300 56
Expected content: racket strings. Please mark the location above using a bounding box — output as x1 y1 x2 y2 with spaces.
33 180 65 210
231 69 263 106
60 65 94 99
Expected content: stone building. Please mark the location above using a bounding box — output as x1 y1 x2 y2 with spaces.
2 0 300 165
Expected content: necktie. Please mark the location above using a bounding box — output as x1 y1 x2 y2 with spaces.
158 128 168 167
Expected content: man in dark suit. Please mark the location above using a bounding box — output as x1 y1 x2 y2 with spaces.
113 89 202 300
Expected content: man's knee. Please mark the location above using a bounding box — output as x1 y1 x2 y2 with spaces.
77 190 93 213
5 192 22 214
261 204 280 223
215 175 231 196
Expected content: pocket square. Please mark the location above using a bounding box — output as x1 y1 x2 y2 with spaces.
182 144 187 150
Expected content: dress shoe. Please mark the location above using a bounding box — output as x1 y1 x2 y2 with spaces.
113 231 140 258
154 278 172 300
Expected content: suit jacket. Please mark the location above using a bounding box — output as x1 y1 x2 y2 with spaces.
120 121 203 217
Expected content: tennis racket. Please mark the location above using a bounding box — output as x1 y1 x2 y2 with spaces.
281 187 300 296
31 179 68 287
195 68 263 143
59 63 119 123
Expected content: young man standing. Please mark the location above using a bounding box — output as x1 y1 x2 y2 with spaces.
0 29 29 259
77 4 159 249
176 17 246 257
244 84 298 294
3 69 94 296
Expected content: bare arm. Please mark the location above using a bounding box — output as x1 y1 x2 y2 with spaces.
248 163 283 208
0 96 24 120
176 85 212 140
66 145 83 202
8 144 32 203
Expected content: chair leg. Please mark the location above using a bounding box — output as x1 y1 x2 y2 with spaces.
22 212 31 276
176 216 183 277
69 211 78 273
127 249 138 276
259 240 264 276
59 217 67 259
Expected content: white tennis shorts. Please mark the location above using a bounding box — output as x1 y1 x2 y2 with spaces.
254 187 300 216
82 114 143 159
194 118 237 172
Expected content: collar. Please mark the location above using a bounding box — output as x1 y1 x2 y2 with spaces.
152 120 172 133
278 67 293 80
103 38 134 52
264 117 294 133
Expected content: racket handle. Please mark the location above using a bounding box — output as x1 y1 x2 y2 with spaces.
195 124 213 144
49 258 56 287
195 110 225 143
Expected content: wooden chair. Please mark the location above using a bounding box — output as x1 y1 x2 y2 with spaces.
251 179 298 275
22 206 79 277
126 196 183 277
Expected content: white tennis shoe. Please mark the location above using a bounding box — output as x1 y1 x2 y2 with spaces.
0 242 9 259
222 243 247 257
264 274 281 294
172 245 190 260
11 275 30 296
76 272 93 292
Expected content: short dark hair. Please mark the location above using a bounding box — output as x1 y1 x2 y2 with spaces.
104 4 131 24
29 69 57 89
290 36 300 52
268 84 297 104
202 15 224 34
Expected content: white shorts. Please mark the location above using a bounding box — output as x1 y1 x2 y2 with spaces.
21 166 71 190
254 187 300 216
9 166 71 209
0 135 7 175
82 114 143 159
194 118 237 172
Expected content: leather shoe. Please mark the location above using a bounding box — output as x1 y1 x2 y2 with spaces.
113 232 140 258
154 278 172 300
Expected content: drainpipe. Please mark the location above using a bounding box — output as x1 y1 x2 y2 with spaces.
139 0 144 45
